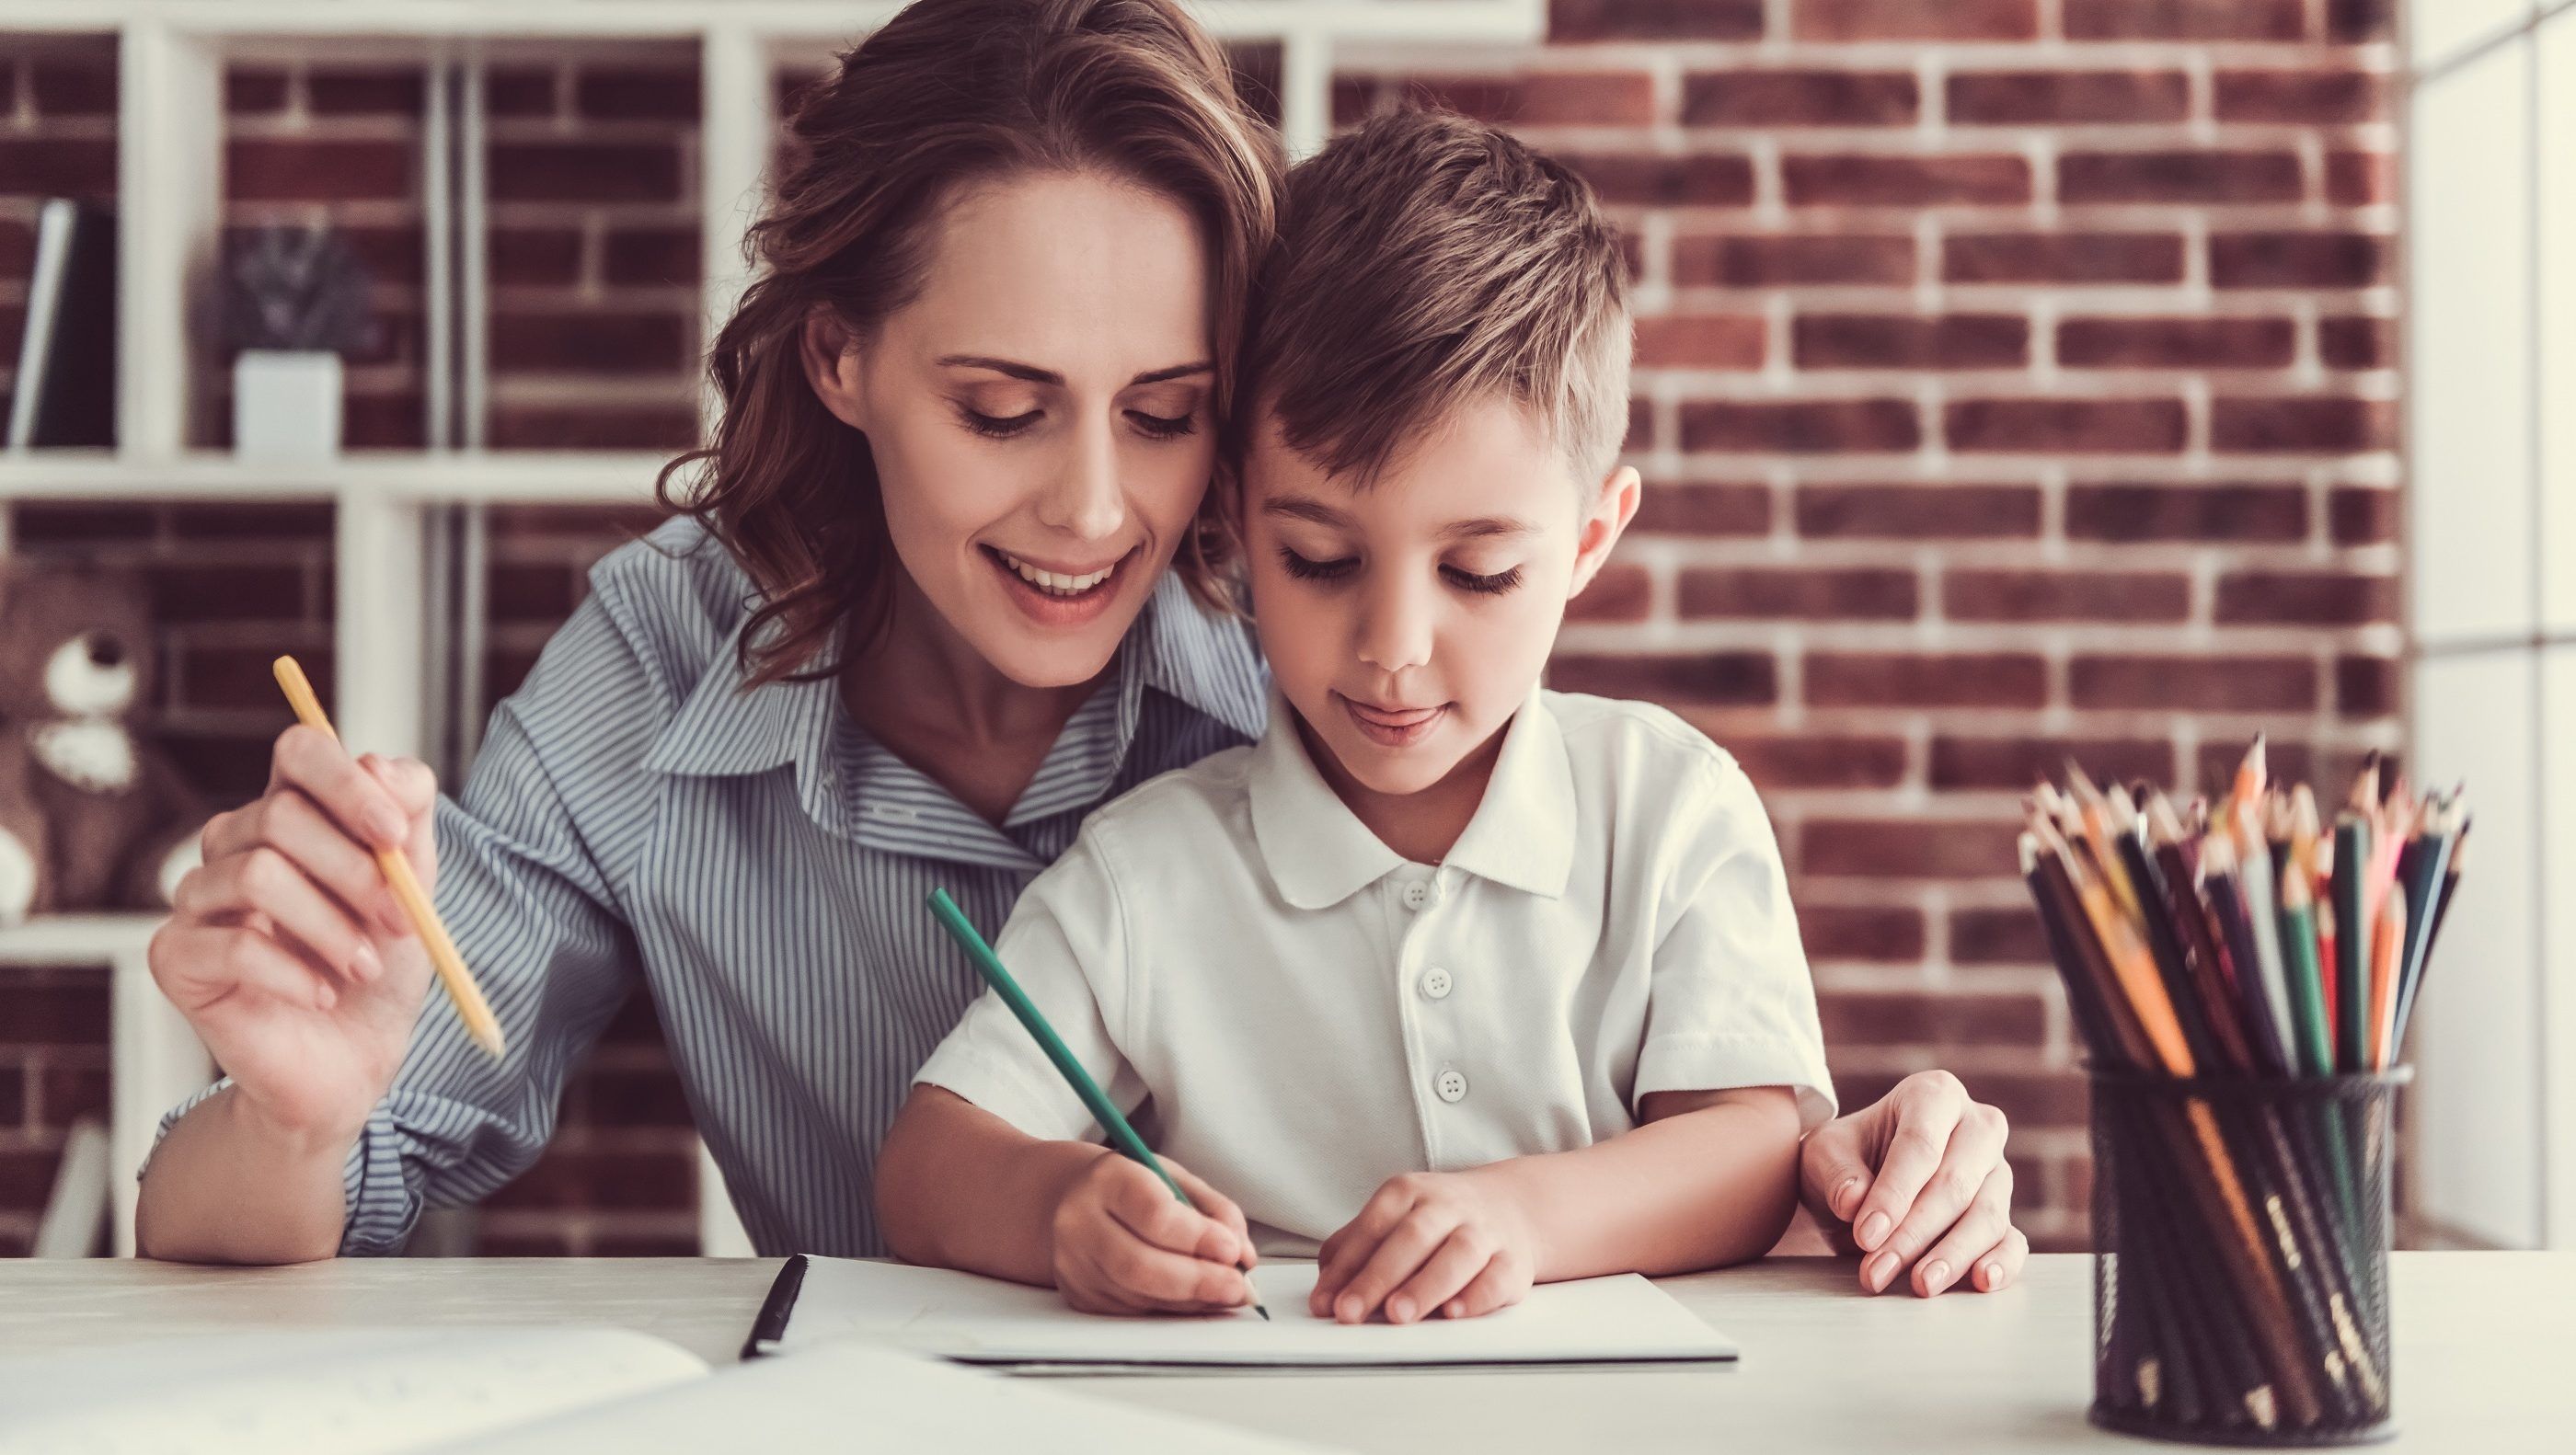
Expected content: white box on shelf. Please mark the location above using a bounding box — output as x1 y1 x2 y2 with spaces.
232 350 343 460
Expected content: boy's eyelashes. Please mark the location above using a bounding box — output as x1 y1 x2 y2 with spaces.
1273 547 1524 596
949 402 1201 441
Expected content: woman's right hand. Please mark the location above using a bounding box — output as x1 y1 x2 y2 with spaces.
148 725 441 1148
1049 1151 1258 1316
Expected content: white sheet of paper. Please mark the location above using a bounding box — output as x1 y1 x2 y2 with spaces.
765 1258 1736 1370
421 1339 1328 1453
0 1326 705 1455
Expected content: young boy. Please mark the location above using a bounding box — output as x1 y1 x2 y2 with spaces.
874 108 1834 1325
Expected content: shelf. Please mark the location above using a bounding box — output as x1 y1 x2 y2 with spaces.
0 912 164 966
0 0 1546 43
0 450 674 504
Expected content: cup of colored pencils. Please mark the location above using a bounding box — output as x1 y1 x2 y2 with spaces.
2023 742 2467 1447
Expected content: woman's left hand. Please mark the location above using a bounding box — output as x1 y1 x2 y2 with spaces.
1311 1170 1538 1324
1799 1070 2027 1298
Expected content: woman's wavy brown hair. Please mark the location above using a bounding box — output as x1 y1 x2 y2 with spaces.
656 0 1284 685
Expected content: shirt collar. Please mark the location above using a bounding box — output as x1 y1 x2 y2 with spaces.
640 614 853 830
638 573 1270 852
1247 685 1577 910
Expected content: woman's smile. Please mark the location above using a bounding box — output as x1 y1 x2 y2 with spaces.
982 542 1137 627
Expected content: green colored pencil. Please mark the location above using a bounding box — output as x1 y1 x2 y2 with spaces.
926 888 1269 1321
2276 871 2334 1078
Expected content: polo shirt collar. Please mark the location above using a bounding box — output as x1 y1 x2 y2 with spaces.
1248 685 1578 910
1442 686 1578 899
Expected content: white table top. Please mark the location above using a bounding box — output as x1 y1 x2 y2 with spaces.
1 1253 2564 1452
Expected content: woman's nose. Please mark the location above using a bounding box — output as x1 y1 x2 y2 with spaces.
1033 417 1125 544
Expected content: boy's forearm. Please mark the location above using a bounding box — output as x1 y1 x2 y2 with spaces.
1473 1088 1803 1283
875 1085 1109 1287
134 1083 355 1264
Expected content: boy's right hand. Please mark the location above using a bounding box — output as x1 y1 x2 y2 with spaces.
1049 1151 1259 1316
147 725 441 1151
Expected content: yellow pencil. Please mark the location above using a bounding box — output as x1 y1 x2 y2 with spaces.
272 657 506 1060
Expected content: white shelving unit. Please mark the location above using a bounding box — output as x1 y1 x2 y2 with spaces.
1 0 1545 1256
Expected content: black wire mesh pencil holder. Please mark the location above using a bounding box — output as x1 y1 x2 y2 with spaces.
2088 1067 2409 1447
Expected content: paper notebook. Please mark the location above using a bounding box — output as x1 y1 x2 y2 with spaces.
748 1256 1738 1373
0 1326 1322 1455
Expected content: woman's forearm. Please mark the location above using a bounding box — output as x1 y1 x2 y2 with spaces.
133 1083 357 1264
1477 1087 1804 1283
875 1085 1109 1286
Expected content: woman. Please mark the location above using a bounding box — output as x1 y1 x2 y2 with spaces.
136 0 2023 1300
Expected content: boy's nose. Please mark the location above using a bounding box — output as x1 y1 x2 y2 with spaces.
1354 580 1433 676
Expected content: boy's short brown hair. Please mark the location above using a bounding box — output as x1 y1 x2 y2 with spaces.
1235 107 1632 490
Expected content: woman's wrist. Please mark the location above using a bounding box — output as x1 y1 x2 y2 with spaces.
222 1082 371 1167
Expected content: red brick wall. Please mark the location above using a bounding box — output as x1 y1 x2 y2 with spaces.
2 1 2398 1255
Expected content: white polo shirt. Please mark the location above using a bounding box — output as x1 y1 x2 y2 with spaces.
914 687 1837 1255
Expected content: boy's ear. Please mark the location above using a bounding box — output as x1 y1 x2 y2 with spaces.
1567 464 1643 601
799 309 872 432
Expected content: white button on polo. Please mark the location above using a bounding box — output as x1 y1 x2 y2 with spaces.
1400 880 1435 911
1420 967 1454 1000
1434 1067 1468 1104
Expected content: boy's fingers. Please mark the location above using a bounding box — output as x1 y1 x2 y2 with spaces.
1382 1229 1492 1325
1107 1166 1230 1261
1317 1180 1419 1296
1442 1258 1524 1321
1087 1236 1250 1312
1168 1164 1255 1266
1869 1105 2008 1295
1331 1211 1454 1324
1847 1073 1969 1262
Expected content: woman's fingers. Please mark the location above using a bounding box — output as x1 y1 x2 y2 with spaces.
1971 1226 2030 1293
1381 1227 1494 1325
201 789 410 945
1846 1071 1970 1277
1902 1156 2015 1296
149 919 339 1014
1865 1100 2011 1295
172 847 376 987
264 725 408 853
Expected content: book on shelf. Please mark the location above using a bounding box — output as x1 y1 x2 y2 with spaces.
6 198 118 450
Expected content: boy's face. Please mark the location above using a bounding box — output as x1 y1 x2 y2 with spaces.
1241 395 1640 801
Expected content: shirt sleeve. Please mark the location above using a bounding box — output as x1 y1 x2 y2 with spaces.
146 595 650 1255
1633 756 1839 1132
910 826 1144 1144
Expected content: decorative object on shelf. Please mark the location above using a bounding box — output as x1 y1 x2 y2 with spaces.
0 563 208 926
219 224 377 460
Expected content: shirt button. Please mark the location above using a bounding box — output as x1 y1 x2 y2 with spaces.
1401 879 1437 911
1434 1067 1468 1104
1420 967 1454 1000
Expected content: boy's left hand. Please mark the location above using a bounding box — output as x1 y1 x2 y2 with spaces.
1312 1170 1537 1324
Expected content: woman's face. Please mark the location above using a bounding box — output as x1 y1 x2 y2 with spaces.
803 170 1217 691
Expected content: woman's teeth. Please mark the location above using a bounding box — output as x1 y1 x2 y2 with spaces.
998 550 1116 596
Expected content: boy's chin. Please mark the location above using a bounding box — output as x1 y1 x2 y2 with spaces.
1316 727 1474 798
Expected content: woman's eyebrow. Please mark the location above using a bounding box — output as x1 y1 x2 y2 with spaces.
934 355 1213 386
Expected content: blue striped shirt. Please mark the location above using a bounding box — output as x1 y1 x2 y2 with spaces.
156 516 1271 1257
